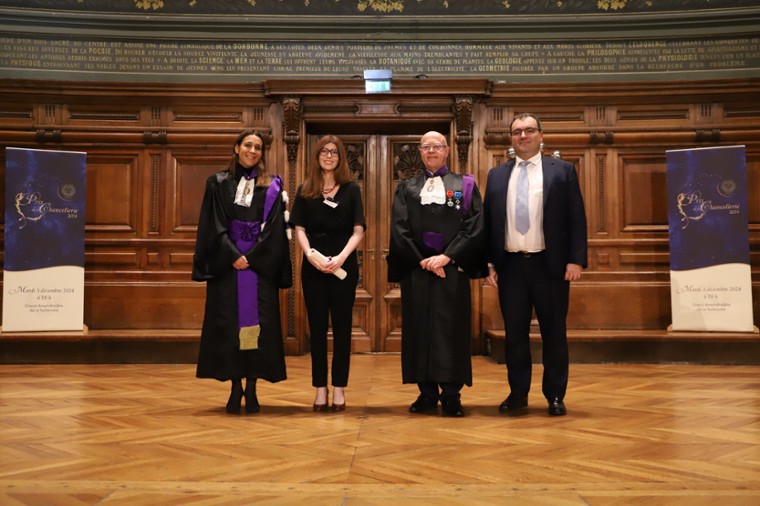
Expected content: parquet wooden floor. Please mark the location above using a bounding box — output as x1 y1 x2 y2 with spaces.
1 355 759 505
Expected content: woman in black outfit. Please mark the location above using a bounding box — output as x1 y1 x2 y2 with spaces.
289 135 365 412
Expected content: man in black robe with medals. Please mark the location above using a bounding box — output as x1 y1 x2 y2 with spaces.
387 131 487 417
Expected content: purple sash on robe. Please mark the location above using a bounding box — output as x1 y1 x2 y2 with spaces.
229 175 283 346
461 174 474 213
422 231 445 254
230 220 262 334
263 176 282 224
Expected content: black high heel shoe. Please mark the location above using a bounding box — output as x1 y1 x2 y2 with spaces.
244 378 259 413
226 379 243 414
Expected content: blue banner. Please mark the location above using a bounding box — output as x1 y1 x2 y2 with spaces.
666 145 755 332
2 148 87 332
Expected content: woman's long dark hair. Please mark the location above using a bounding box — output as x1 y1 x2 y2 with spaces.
300 135 352 199
227 129 270 187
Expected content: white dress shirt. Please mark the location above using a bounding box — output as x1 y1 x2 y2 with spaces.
506 154 544 253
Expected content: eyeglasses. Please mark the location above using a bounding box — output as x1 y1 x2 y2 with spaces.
511 127 540 137
319 148 339 157
419 143 447 152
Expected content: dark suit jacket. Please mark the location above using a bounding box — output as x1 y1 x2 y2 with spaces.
483 156 588 279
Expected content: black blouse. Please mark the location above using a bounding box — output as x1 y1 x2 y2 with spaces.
289 181 366 259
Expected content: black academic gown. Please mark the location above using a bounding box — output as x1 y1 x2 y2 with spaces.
192 166 292 382
386 171 487 386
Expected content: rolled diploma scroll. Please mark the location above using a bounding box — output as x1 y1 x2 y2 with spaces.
307 248 347 280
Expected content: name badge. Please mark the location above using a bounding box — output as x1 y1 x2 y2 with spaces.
323 198 338 208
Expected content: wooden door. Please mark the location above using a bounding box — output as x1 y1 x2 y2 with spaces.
305 133 428 352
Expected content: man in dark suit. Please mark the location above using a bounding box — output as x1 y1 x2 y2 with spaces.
483 113 587 417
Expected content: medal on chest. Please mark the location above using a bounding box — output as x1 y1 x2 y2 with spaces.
446 190 454 207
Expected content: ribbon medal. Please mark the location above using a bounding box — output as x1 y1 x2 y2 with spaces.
446 190 454 207
454 190 462 210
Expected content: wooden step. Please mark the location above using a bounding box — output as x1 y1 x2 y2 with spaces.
485 328 760 365
2 328 758 364
0 329 200 364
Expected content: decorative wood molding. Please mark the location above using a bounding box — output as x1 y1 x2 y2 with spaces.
281 95 301 341
695 128 721 143
590 131 614 144
282 96 301 167
484 129 510 149
597 155 607 234
724 107 760 118
303 104 360 115
69 112 140 121
150 154 160 234
454 96 473 172
0 109 32 119
143 130 167 144
173 113 242 122
34 128 61 142
618 110 689 121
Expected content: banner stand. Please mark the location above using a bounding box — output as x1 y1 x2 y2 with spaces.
666 145 756 333
2 148 87 333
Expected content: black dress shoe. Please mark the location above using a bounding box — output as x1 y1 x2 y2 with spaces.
225 380 244 414
498 395 528 415
548 398 567 416
409 395 438 414
441 399 465 418
244 391 260 413
244 379 259 413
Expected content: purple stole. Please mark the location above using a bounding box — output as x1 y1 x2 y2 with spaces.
461 174 474 214
229 176 283 350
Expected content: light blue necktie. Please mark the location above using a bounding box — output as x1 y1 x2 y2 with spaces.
515 160 530 234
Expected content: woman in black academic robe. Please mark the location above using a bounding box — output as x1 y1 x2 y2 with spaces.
192 130 292 414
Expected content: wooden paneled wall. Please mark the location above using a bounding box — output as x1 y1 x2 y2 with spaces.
0 78 758 361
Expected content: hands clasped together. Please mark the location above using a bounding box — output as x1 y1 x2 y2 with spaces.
233 256 249 270
419 253 451 279
309 253 346 276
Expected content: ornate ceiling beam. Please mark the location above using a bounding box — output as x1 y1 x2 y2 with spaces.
1 7 758 41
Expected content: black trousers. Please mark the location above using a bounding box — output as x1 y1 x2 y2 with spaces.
496 251 570 401
302 263 358 388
